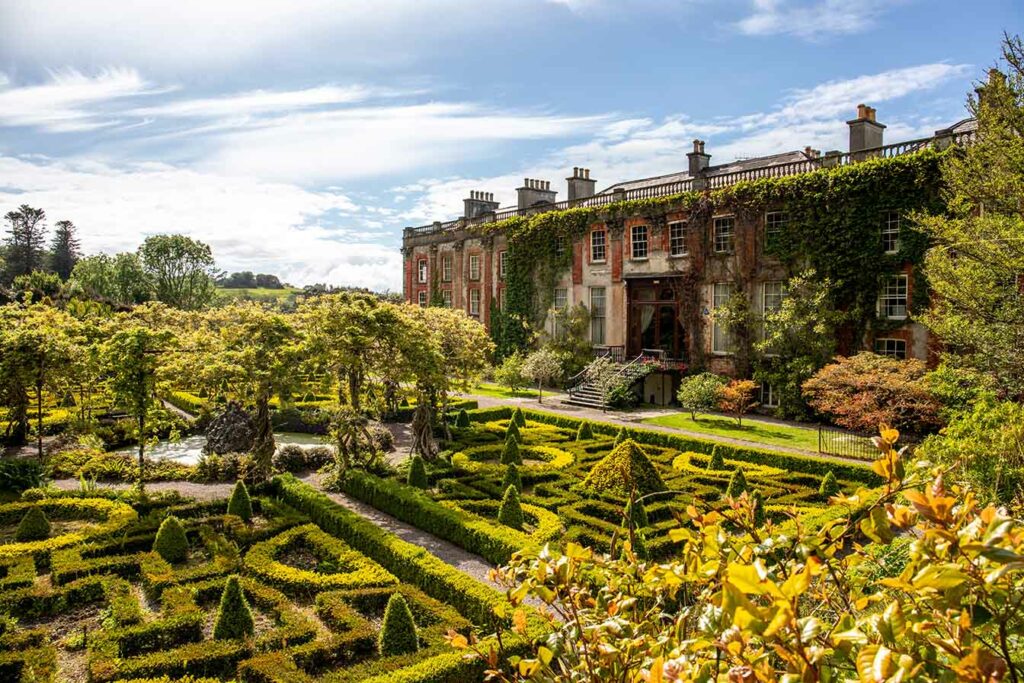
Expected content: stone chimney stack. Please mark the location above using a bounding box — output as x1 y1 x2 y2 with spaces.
847 104 885 160
566 167 596 202
687 140 711 177
463 190 499 219
516 178 557 210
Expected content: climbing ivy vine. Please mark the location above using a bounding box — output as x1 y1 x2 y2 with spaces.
475 147 950 364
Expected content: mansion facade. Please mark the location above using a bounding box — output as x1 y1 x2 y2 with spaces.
401 105 975 405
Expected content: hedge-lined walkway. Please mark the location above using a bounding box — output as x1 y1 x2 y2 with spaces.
462 394 869 466
296 471 501 589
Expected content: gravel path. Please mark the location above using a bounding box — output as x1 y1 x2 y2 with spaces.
48 478 235 501
296 471 501 589
461 393 869 467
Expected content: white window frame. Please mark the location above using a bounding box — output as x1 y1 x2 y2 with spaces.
875 338 907 359
765 211 787 247
590 229 607 263
499 251 507 279
469 289 481 316
590 287 606 345
761 383 779 408
882 211 901 254
417 291 427 307
468 254 481 281
630 225 649 260
712 282 734 354
441 289 452 308
879 274 908 320
713 216 735 254
417 259 428 284
762 281 786 315
669 221 688 257
553 287 568 310
441 254 452 282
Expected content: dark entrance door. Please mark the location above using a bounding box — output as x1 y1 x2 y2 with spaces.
627 279 685 360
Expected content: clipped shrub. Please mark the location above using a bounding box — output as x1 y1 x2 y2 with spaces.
502 463 523 493
613 427 629 447
582 440 665 496
304 446 334 469
726 468 749 499
407 455 428 489
505 420 521 443
213 575 255 640
378 592 419 656
512 407 526 428
624 497 648 530
15 506 51 542
455 409 471 428
751 489 767 526
272 444 307 473
153 515 189 564
575 421 594 441
707 445 725 471
819 471 840 499
227 480 253 521
368 421 394 454
500 436 522 465
497 485 525 530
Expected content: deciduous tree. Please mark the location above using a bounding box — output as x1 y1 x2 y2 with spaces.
139 234 218 310
802 352 942 434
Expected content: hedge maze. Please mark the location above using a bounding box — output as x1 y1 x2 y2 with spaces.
342 407 882 562
0 480 533 683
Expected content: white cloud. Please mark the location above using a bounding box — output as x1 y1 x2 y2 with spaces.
0 154 404 291
128 85 401 118
0 0 558 72
200 103 610 183
736 0 894 39
0 67 165 132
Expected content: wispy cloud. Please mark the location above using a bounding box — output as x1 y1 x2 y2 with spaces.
0 67 166 132
128 85 406 118
735 0 895 39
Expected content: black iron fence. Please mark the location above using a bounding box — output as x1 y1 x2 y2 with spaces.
817 425 879 461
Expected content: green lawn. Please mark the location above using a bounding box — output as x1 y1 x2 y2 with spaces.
216 287 302 302
642 412 823 452
464 382 543 400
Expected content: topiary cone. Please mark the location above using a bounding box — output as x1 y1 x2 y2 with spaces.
725 468 748 499
153 515 189 564
582 439 666 497
501 436 522 465
502 463 523 493
408 455 428 489
707 446 725 471
455 409 470 428
227 480 253 521
378 592 418 655
751 489 767 526
15 506 50 542
213 575 255 640
497 485 525 530
576 421 594 441
505 420 521 443
819 471 840 499
512 407 526 427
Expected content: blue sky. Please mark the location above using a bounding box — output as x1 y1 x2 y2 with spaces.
0 0 1019 291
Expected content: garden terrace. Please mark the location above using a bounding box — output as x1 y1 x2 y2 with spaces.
338 406 882 562
0 483 541 682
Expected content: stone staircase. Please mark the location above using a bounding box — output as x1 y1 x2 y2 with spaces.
566 353 651 410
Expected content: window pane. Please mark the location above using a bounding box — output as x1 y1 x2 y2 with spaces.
712 283 733 353
591 230 606 262
469 255 480 281
590 287 606 345
669 221 688 256
714 217 734 253
880 275 908 318
882 211 901 253
631 225 648 259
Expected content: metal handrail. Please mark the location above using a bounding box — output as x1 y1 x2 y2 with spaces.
404 129 976 238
